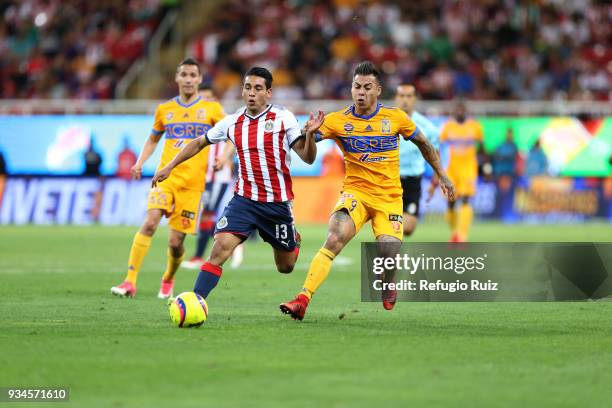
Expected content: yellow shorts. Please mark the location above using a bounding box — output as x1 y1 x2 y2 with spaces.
147 180 204 234
447 168 477 197
332 190 403 240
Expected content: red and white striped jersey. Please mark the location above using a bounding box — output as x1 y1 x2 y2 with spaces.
205 104 303 202
205 141 233 184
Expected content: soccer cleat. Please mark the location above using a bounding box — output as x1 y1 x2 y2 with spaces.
230 244 244 269
279 294 310 321
111 281 136 298
158 279 174 299
181 256 204 270
382 288 397 310
449 232 465 243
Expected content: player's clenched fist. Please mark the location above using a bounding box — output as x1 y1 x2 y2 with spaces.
130 164 143 180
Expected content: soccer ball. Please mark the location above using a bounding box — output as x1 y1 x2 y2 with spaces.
169 292 208 328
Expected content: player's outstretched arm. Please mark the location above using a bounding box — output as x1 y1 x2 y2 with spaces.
213 143 236 171
292 111 324 164
131 134 162 180
152 136 210 186
410 131 456 201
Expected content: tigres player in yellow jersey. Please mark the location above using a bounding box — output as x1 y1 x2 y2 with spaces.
111 58 225 299
440 102 485 243
280 61 455 319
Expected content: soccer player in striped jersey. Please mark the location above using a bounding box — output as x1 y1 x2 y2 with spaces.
395 84 441 236
152 67 319 301
280 61 455 320
110 58 225 299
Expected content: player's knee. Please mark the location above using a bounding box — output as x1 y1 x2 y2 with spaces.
168 239 183 255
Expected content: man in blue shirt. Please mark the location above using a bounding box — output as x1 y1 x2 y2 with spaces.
395 84 441 236
493 128 518 177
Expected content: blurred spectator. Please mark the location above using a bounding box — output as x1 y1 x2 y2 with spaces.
116 137 137 180
493 128 519 177
181 0 610 102
2 0 610 101
84 137 102 177
321 145 345 177
0 0 164 99
526 140 549 177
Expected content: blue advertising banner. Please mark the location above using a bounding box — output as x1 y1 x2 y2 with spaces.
0 115 336 177
1 176 609 226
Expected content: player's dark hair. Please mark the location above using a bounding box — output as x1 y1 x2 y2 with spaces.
177 58 201 74
353 61 381 82
245 67 273 89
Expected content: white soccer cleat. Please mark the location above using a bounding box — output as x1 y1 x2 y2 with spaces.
181 256 204 270
111 281 137 298
230 244 244 269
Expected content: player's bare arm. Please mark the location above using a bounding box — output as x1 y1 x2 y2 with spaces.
426 155 441 202
213 142 235 171
152 136 210 186
292 111 324 164
410 131 456 201
131 133 162 180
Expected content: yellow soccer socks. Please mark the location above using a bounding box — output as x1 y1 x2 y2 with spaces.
125 232 152 285
300 247 336 299
458 204 474 240
162 248 184 282
445 209 458 234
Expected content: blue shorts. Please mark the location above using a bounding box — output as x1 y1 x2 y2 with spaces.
215 194 298 252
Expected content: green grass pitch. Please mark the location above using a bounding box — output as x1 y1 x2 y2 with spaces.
1 221 611 407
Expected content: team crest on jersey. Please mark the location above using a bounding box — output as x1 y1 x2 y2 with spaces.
381 119 391 134
197 109 206 120
182 218 191 228
217 216 228 229
344 123 354 133
264 119 274 132
166 112 174 120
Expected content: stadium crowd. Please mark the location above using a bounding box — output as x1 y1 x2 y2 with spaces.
1 0 609 101
190 0 610 101
0 0 166 99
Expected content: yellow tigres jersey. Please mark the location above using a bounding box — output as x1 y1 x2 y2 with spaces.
316 104 418 200
152 96 225 191
440 118 483 173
